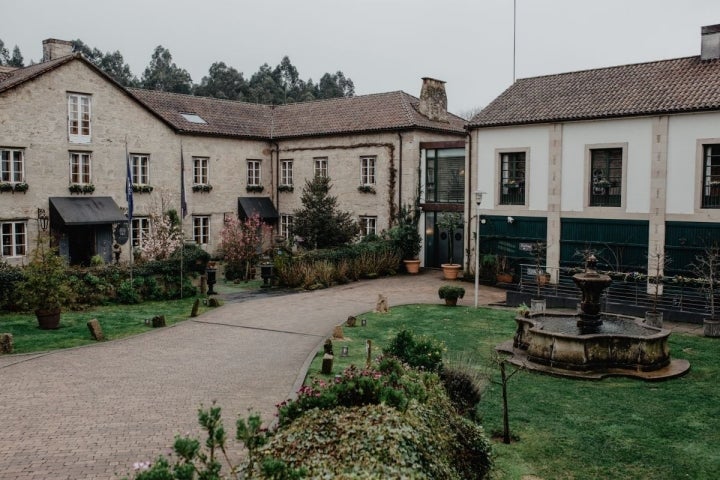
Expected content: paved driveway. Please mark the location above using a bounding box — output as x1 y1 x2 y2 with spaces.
0 273 505 479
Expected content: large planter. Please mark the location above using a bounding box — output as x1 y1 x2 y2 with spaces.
403 259 421 274
530 298 546 314
444 298 458 307
441 263 461 280
496 272 513 284
645 311 663 329
704 317 720 337
36 308 61 330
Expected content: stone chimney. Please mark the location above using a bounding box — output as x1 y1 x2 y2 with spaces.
701 24 720 60
42 39 74 62
418 77 448 123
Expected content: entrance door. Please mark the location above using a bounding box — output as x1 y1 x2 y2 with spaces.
424 212 464 268
68 226 94 265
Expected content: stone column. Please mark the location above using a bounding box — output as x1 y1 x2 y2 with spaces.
546 124 563 282
648 116 669 294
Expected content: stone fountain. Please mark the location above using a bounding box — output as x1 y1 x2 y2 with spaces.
499 255 690 380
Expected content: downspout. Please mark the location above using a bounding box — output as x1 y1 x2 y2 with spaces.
465 130 473 274
397 132 403 220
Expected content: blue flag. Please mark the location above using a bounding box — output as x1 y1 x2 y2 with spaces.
180 146 187 218
125 145 133 222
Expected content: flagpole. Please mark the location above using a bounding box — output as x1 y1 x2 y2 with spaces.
125 135 134 284
180 141 187 299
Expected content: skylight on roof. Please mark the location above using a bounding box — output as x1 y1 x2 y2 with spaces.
180 113 207 124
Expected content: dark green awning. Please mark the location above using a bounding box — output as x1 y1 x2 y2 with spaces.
237 197 278 221
49 197 127 226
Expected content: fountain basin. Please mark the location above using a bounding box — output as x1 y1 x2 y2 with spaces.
513 312 670 372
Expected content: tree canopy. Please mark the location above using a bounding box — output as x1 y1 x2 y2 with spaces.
72 40 136 87
293 176 359 249
140 45 194 94
0 39 23 67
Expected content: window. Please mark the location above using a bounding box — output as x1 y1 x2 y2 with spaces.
1 148 24 183
280 214 294 238
193 157 209 185
70 152 91 184
131 154 149 186
247 160 261 186
499 152 526 205
589 148 622 207
131 217 151 247
425 148 465 203
281 160 293 186
1 221 26 257
314 157 328 178
193 216 210 245
180 113 207 124
360 156 376 185
359 216 377 237
702 144 720 208
68 93 91 143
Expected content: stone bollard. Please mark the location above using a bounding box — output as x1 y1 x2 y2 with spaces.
208 297 221 307
321 353 334 375
332 325 344 340
191 299 200 317
0 333 13 354
375 294 388 313
346 316 357 327
151 315 166 328
323 338 334 355
86 319 104 341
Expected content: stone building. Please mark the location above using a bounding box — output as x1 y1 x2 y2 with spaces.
0 39 467 267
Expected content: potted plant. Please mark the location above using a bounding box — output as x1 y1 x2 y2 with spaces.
495 255 513 284
691 243 720 337
645 249 670 328
438 285 465 306
437 212 464 280
19 241 73 329
389 204 422 274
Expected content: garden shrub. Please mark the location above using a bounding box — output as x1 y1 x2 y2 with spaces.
117 280 141 304
0 261 25 311
384 328 445 372
440 363 486 420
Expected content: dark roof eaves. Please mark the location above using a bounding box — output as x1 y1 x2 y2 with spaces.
273 124 466 141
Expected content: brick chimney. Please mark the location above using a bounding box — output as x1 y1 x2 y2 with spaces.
42 39 74 62
701 24 720 60
418 77 448 123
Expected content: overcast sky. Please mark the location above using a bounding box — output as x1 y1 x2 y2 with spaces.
3 0 720 114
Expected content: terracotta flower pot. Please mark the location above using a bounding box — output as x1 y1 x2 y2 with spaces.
403 259 421 274
441 263 461 280
36 308 61 330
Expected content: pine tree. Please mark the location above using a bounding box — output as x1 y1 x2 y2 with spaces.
293 176 358 249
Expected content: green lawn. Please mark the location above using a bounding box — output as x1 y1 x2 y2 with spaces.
307 304 720 480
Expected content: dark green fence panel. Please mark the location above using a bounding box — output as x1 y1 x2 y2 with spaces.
666 221 720 274
479 216 547 272
560 218 648 271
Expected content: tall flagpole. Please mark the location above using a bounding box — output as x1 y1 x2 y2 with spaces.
513 0 517 83
125 135 134 284
180 141 187 299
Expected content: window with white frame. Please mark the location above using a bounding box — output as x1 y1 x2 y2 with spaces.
247 160 261 186
360 156 376 185
1 221 26 257
314 157 328 178
70 152 91 184
359 216 377 237
193 157 209 185
701 144 720 208
280 160 293 186
131 154 150 186
193 216 210 245
68 93 91 143
280 214 294 238
589 148 622 207
1 148 24 183
131 217 151 247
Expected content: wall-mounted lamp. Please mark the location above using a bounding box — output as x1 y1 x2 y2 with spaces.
507 216 515 224
480 215 487 225
37 208 49 231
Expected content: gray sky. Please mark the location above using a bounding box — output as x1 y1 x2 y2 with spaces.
3 0 720 114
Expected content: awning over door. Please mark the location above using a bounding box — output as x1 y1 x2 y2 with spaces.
49 197 128 226
237 197 279 221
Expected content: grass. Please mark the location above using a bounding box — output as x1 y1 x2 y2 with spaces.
307 304 720 480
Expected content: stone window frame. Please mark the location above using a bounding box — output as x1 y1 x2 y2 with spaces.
360 156 376 186
67 92 91 144
314 157 328 178
193 157 209 186
247 159 262 186
359 215 377 237
193 215 210 245
130 154 150 186
69 151 92 185
0 220 27 257
0 147 25 183
584 142 628 211
495 148 529 209
280 159 293 186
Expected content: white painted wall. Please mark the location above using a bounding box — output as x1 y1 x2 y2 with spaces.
475 125 550 211
561 118 653 213
667 111 720 215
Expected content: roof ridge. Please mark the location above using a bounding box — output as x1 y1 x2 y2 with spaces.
127 87 272 109
275 90 405 111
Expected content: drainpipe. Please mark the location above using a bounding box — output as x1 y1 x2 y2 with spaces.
397 132 403 223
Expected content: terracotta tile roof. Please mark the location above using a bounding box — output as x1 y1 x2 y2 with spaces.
128 88 273 139
128 89 466 139
469 56 720 128
0 55 75 93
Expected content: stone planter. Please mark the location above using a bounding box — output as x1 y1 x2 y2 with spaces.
444 298 458 307
644 311 663 328
704 317 720 337
36 309 61 330
441 263 461 280
403 259 421 274
530 298 546 314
